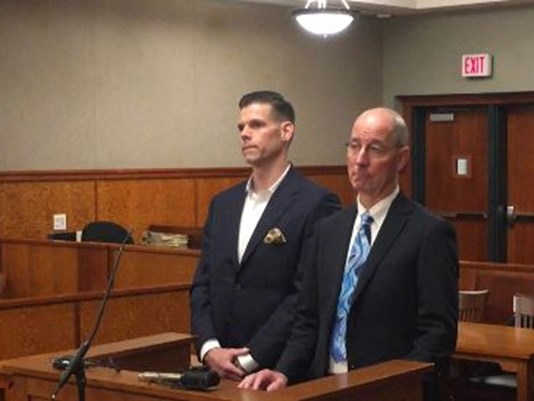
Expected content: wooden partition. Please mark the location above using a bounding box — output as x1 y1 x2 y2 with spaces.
0 239 109 298
0 238 200 299
459 260 534 324
79 286 191 346
0 296 78 361
112 245 199 289
0 284 190 361
0 166 353 243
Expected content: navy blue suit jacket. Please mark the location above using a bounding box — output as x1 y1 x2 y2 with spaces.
276 193 458 384
190 166 341 368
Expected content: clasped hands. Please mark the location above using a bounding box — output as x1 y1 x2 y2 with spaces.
204 347 249 381
204 347 288 391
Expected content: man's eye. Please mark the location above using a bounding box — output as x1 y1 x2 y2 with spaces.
369 144 385 154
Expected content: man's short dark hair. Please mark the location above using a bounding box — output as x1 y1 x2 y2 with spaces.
239 90 295 124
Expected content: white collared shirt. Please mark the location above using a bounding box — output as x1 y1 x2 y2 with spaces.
237 164 290 263
329 186 400 374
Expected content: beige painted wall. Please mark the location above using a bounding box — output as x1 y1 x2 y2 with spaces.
0 0 382 170
382 4 534 105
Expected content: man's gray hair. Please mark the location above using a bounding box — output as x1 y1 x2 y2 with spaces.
390 110 409 147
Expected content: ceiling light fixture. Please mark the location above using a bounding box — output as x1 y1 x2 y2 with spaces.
292 0 358 37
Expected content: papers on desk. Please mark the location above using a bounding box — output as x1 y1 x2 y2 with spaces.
142 230 189 248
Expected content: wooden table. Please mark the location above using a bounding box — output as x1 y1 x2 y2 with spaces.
455 321 534 401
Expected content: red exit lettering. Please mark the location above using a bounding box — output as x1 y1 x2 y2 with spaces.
462 54 492 77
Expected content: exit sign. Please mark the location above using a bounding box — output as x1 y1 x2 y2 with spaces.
462 53 492 77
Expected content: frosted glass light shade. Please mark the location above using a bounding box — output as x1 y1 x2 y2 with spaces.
292 9 356 36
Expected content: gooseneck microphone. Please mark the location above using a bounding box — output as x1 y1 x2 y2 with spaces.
51 231 133 401
138 367 220 390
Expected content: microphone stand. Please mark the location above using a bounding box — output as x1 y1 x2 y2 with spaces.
51 231 133 401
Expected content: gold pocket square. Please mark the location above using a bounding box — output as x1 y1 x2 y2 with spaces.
264 228 286 245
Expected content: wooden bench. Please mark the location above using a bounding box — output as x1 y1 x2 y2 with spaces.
460 260 534 324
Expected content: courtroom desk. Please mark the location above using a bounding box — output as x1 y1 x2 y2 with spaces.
455 321 534 401
0 238 201 298
0 284 190 360
0 333 432 401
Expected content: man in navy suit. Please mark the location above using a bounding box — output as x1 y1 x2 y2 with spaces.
190 91 341 381
239 107 458 401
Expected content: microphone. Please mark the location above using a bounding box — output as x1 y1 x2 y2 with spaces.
51 231 133 401
137 367 220 390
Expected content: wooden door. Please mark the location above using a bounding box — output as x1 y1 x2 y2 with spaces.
507 105 534 263
423 107 489 261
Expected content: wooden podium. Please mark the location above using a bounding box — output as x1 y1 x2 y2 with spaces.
0 333 431 401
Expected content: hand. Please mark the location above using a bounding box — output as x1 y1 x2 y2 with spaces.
238 369 288 391
204 347 249 381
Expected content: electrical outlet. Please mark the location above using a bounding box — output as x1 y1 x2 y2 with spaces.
53 213 67 231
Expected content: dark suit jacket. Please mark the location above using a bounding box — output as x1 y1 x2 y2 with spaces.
277 193 458 384
190 167 341 368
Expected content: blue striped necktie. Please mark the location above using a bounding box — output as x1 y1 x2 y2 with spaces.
330 212 373 363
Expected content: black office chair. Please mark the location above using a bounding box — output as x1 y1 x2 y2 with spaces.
81 221 134 244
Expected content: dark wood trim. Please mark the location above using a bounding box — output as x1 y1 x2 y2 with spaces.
0 283 190 310
398 91 534 108
487 105 508 262
0 165 347 182
461 260 534 273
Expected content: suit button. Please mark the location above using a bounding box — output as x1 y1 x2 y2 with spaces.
236 283 242 291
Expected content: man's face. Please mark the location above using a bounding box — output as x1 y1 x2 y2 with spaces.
347 110 409 205
237 102 293 168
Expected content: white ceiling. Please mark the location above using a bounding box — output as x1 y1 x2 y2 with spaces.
238 0 534 15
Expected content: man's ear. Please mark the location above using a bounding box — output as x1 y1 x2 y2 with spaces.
280 121 295 143
397 146 410 173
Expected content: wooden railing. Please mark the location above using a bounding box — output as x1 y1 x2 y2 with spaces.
0 238 200 299
3 237 534 363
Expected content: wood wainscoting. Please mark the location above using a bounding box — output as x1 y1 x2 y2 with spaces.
0 166 353 243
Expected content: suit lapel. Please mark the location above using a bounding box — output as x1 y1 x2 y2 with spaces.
352 194 413 303
224 184 247 267
240 168 299 266
323 206 358 318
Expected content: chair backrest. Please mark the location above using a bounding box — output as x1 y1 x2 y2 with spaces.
81 221 134 245
513 293 534 328
459 289 489 322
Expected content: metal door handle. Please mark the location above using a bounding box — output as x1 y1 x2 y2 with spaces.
507 205 516 228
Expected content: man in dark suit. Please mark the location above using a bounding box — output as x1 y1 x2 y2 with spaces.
190 91 341 381
239 107 458 401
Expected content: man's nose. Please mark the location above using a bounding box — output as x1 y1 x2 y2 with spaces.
355 147 370 165
240 126 251 140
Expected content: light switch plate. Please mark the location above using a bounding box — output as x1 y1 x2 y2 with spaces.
53 213 67 231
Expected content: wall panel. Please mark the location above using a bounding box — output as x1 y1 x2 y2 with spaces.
96 179 197 243
0 166 351 241
0 181 95 239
